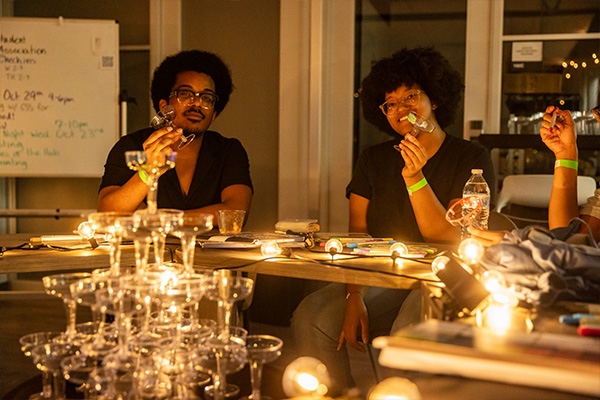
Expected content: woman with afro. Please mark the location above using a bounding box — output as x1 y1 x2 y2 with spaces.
292 47 495 395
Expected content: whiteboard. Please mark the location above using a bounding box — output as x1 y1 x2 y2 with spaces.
0 17 119 177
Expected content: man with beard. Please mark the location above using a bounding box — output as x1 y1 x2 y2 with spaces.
97 50 253 219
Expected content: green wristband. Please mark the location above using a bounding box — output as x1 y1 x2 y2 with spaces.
555 159 578 171
138 170 148 183
407 177 428 196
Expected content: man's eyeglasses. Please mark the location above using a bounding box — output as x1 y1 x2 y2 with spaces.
170 89 219 109
379 90 422 116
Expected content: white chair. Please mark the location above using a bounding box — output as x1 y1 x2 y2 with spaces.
496 174 597 227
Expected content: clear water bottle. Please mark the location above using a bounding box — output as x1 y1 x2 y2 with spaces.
462 169 490 237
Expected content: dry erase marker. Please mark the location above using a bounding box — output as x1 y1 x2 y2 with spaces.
578 325 600 337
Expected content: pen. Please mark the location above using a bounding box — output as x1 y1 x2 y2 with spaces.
347 240 396 248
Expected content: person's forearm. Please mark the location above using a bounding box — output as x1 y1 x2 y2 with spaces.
549 146 579 229
408 184 460 243
549 167 580 229
97 175 148 212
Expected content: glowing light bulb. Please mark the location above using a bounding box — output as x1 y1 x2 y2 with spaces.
368 377 422 400
480 270 505 293
77 221 99 249
565 73 571 79
282 357 330 398
324 239 343 256
77 221 95 239
561 61 568 68
431 255 450 274
458 237 484 265
261 240 281 257
297 373 319 391
390 242 408 258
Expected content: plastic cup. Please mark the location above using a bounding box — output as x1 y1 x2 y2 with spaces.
217 210 245 234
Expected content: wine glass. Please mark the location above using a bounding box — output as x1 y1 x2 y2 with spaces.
445 196 482 228
60 354 98 398
19 332 63 400
171 213 214 275
202 270 254 341
88 211 132 276
134 208 183 267
70 277 118 357
192 338 248 400
125 150 177 214
30 342 72 400
42 272 92 341
242 335 283 400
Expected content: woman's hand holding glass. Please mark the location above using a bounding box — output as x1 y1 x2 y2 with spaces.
396 133 429 181
540 106 577 159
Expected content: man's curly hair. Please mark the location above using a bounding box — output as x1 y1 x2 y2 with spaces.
360 47 464 137
150 50 233 116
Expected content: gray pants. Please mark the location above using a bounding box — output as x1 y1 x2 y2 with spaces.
291 283 421 396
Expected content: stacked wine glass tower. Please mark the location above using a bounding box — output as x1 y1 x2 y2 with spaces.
19 152 282 400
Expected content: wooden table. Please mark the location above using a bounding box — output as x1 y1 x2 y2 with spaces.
0 234 440 290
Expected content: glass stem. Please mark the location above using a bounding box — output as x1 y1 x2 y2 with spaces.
146 172 159 214
217 301 232 341
41 371 52 398
249 361 263 400
180 234 196 275
52 371 66 400
134 237 151 274
108 236 122 276
65 299 77 340
153 234 166 266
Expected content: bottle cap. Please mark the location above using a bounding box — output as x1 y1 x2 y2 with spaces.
471 169 483 174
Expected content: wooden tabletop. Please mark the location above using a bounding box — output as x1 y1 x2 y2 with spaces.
0 233 440 289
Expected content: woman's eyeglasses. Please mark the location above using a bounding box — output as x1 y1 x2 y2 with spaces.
379 90 422 116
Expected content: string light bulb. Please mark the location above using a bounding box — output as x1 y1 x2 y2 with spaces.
77 221 99 249
261 240 281 257
282 357 330 398
431 255 450 274
458 237 484 266
324 239 343 258
390 242 408 258
367 377 422 400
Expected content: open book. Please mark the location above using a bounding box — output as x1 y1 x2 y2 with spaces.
372 319 600 396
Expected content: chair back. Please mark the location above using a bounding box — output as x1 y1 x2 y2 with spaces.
496 174 597 212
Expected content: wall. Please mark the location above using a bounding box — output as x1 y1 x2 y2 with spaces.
2 0 279 233
181 0 280 231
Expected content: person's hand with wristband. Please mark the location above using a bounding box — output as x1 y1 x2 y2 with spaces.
540 105 580 229
396 133 430 195
540 105 578 163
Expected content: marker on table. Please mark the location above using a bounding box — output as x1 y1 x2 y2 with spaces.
559 313 596 326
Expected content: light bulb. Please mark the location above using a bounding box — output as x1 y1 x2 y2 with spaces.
458 237 484 265
77 221 95 239
367 377 422 400
77 221 99 249
431 255 450 274
480 270 505 293
390 242 408 258
261 240 281 257
282 357 330 398
324 239 343 256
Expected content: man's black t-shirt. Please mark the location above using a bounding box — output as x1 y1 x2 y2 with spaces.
99 128 253 210
346 134 496 241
